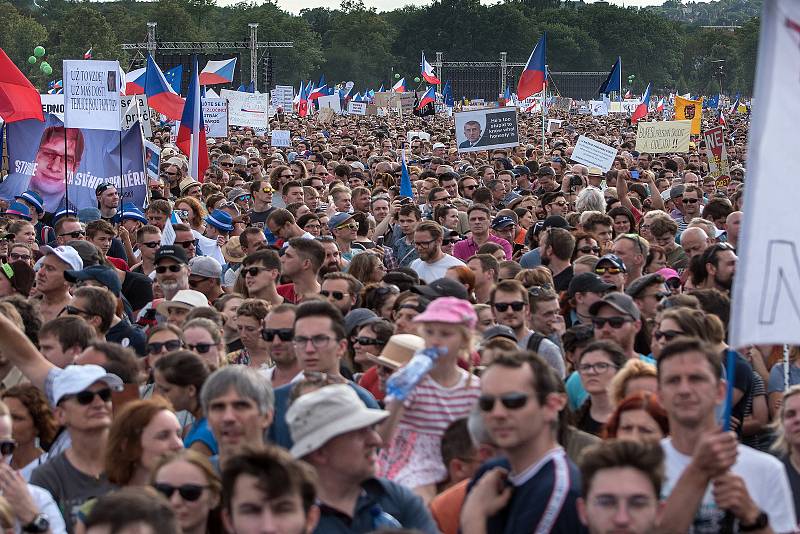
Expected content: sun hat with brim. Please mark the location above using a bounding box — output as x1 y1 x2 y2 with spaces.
287 384 389 458
412 296 477 329
15 191 44 215
369 334 425 370
156 289 208 316
222 236 246 264
5 201 32 221
179 178 201 195
52 364 124 406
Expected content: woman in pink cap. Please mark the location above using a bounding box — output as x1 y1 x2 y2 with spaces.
377 296 481 504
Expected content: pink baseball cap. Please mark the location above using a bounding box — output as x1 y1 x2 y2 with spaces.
413 297 477 329
656 267 680 281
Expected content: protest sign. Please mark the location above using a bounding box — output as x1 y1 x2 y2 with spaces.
571 135 617 172
703 126 731 188
270 130 291 147
40 94 65 119
551 96 572 112
271 85 294 112
0 113 147 212
143 139 160 181
547 119 563 132
202 98 228 138
398 92 416 113
121 95 152 137
454 108 519 153
621 99 639 113
62 60 121 131
609 101 623 113
634 120 691 153
317 95 342 114
221 89 270 129
373 92 397 108
407 131 430 143
317 107 336 125
348 101 367 115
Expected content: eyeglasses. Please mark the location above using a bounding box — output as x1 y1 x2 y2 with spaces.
247 163 261 168
243 266 270 277
493 301 525 312
69 387 113 405
174 239 197 249
155 265 183 274
187 343 214 354
336 223 358 230
292 335 336 349
161 171 178 177
645 291 671 300
683 198 700 204
353 337 386 347
63 305 96 318
153 483 208 502
147 340 183 354
59 230 85 238
0 440 16 457
594 267 623 275
577 246 600 254
219 162 234 167
654 329 683 342
414 238 437 248
432 196 450 202
321 290 349 300
141 241 161 249
548 201 567 207
592 317 633 329
9 252 30 262
528 284 553 297
578 362 618 374
261 328 294 342
478 392 529 412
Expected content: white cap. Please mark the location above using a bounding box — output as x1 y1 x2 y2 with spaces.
287 384 389 458
40 245 83 272
156 289 208 316
349 161 365 172
432 142 446 149
52 364 123 405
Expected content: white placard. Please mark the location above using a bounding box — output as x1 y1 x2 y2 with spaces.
40 93 65 120
547 119 563 132
454 108 519 153
271 85 294 112
589 99 608 116
121 95 152 136
348 101 367 115
63 60 121 130
220 89 270 129
202 98 228 138
271 130 291 147
406 130 430 143
317 95 342 113
570 135 617 172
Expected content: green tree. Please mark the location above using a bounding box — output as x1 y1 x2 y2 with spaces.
0 1 48 89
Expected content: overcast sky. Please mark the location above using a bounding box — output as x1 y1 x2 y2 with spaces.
267 0 666 15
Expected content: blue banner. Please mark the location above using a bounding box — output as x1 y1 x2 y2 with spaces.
0 113 147 213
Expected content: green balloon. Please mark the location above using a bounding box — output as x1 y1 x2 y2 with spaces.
39 61 50 72
34 46 45 58
413 77 420 83
43 65 52 75
394 73 400 79
28 56 36 64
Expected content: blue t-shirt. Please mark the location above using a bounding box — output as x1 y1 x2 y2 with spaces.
268 380 380 450
184 417 218 455
768 362 800 394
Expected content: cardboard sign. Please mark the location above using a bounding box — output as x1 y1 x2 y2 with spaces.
407 130 430 143
590 99 609 116
121 95 152 137
571 135 617 172
270 130 291 147
703 126 731 187
317 95 342 113
347 101 367 115
63 60 122 131
635 120 692 153
202 98 228 138
551 96 572 112
547 119 563 133
455 108 519 153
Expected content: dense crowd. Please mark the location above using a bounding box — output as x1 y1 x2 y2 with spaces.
0 105 789 534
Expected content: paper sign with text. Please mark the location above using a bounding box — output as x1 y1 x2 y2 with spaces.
571 136 617 172
703 126 731 187
121 95 152 137
221 89 270 129
348 101 367 115
63 60 121 131
202 98 228 138
271 86 294 112
270 130 291 147
635 120 692 153
454 108 519 153
317 95 342 114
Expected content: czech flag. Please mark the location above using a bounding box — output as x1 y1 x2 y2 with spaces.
199 58 236 86
631 82 651 125
144 55 184 120
656 97 665 113
624 89 632 99
176 56 209 181
124 67 146 95
84 47 93 60
421 52 440 85
417 85 435 110
517 33 546 101
309 82 328 101
0 47 43 123
719 110 726 127
392 77 406 92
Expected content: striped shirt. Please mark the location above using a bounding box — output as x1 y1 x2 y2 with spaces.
398 369 481 435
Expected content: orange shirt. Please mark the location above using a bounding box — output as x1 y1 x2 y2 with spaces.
429 479 468 534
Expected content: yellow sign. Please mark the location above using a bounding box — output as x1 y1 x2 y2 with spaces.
674 95 703 135
635 120 692 153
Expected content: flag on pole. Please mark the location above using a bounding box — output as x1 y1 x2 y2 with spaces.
598 56 622 96
164 65 183 95
199 58 237 85
308 82 328 101
144 55 185 120
391 78 406 93
421 52 440 85
416 85 435 110
0 48 43 123
298 81 309 118
631 82 651 124
656 97 665 113
176 56 209 181
399 150 413 198
517 33 547 100
442 80 454 108
124 68 146 95
718 109 726 127
378 84 385 93
84 47 93 60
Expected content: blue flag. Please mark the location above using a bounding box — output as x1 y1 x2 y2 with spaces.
704 93 720 109
164 65 183 95
598 57 622 95
443 80 454 108
399 151 413 198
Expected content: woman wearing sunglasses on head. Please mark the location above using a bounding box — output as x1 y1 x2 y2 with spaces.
151 450 222 534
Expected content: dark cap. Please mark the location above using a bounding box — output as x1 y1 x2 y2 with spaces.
669 185 685 200
537 166 556 177
154 244 188 265
344 308 380 336
568 272 615 297
64 265 122 296
482 325 517 342
95 183 116 196
383 271 418 292
589 292 641 321
532 215 573 237
625 273 665 299
411 277 468 301
491 215 515 229
596 254 627 273
512 165 531 177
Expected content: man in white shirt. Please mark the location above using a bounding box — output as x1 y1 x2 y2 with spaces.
409 221 464 283
656 337 796 533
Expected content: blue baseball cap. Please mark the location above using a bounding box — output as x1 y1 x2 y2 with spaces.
64 265 122 296
327 212 355 231
205 209 234 233
491 215 515 229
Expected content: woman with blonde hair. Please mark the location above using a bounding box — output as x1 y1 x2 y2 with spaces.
771 385 800 522
608 358 658 406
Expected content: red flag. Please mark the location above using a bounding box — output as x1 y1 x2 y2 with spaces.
0 48 44 123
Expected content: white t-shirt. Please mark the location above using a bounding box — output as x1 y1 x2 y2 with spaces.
661 437 797 533
410 254 465 283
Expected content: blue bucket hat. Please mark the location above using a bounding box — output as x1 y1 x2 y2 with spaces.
205 209 234 233
5 201 32 221
120 203 148 225
15 191 44 215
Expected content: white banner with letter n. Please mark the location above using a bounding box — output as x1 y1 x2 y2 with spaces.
730 0 800 347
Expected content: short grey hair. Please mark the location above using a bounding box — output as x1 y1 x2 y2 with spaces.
201 366 274 416
575 187 606 214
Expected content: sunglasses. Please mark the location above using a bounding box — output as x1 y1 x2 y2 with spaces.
261 328 294 342
336 223 359 230
155 265 183 274
654 329 683 342
220 162 234 167
69 387 113 405
261 187 274 194
0 440 15 457
353 337 386 347
247 163 261 168
665 278 681 289
147 340 183 354
478 392 529 412
594 267 623 275
174 240 197 249
321 290 349 301
59 230 85 238
592 317 632 329
577 246 600 254
236 195 251 202
186 343 214 354
153 483 208 502
243 266 269 277
63 305 95 317
683 198 700 204
9 252 30 261
493 301 525 312
141 241 161 249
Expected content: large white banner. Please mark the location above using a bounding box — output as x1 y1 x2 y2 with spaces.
730 0 800 347
63 60 121 131
220 89 270 129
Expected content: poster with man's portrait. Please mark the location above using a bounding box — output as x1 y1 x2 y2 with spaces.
454 109 520 153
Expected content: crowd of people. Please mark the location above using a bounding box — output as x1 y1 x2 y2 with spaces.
0 105 789 534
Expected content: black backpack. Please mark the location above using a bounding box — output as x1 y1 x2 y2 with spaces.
526 332 547 354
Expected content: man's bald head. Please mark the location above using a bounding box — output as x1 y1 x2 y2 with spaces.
680 227 710 259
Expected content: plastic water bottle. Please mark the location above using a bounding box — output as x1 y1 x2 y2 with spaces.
371 506 402 528
385 347 445 401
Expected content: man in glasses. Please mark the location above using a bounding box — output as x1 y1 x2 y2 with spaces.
589 293 643 363
594 254 627 292
247 179 276 230
172 223 198 261
130 225 161 275
30 365 122 531
36 245 83 324
459 177 479 201
153 244 190 302
241 250 284 308
320 273 360 316
566 273 614 328
328 212 360 263
611 234 649 287
261 304 303 388
462 352 582 534
674 184 703 233
410 221 464 284
54 216 85 247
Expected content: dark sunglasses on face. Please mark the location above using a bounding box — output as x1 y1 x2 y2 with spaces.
353 337 386 347
654 329 683 342
153 483 207 502
0 440 16 457
478 392 529 412
187 343 214 354
63 305 95 317
243 266 269 277
578 246 600 254
493 301 525 312
59 230 85 238
141 241 161 249
147 340 183 354
70 387 113 405
683 198 700 204
155 265 183 274
592 317 632 329
174 239 197 249
9 253 30 261
261 328 294 342
321 290 348 300
665 278 681 289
